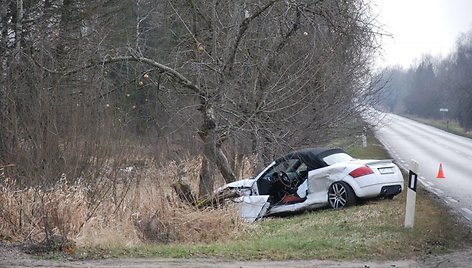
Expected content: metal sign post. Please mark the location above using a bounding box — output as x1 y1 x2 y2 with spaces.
405 160 419 228
439 108 449 130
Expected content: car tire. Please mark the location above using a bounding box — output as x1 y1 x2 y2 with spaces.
328 181 357 209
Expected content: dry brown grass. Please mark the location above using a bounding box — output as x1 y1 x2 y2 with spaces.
0 155 252 251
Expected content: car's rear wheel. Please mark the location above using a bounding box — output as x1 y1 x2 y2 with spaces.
328 181 356 209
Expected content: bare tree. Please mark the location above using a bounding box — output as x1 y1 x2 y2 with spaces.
65 0 382 197
1 0 382 199
0 0 130 181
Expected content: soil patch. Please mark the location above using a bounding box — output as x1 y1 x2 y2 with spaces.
2 243 472 268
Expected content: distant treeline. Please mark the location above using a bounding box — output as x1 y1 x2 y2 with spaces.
376 30 472 131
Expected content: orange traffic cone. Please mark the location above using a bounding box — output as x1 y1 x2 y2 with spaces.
436 163 445 179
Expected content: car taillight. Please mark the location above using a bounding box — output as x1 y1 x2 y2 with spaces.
349 166 374 178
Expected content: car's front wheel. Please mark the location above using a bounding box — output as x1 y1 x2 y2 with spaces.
328 181 356 209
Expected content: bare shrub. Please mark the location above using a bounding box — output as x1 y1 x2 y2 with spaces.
0 155 246 250
135 206 242 244
0 176 87 243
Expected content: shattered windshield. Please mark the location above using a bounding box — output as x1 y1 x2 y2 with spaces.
266 159 299 177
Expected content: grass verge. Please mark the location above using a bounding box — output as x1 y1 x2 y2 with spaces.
71 133 472 261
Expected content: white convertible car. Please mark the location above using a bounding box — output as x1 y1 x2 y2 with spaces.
217 148 404 221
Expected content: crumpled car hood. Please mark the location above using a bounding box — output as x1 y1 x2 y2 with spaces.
216 178 255 192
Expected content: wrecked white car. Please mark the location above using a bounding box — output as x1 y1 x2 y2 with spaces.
217 148 404 221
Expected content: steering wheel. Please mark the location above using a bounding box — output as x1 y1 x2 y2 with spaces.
277 171 294 188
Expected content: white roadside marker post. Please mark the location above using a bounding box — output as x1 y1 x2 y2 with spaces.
404 160 419 228
362 127 367 148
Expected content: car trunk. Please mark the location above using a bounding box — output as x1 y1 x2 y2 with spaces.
350 159 402 187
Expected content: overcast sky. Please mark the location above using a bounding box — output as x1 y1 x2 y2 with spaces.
373 0 472 69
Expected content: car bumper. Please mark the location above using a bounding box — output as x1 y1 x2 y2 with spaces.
355 182 403 198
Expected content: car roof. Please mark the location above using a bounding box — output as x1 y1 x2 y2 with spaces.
275 148 347 170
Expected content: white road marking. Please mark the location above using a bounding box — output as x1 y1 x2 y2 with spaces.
430 189 439 196
423 181 433 187
461 208 472 215
446 197 458 203
418 177 424 184
434 188 444 194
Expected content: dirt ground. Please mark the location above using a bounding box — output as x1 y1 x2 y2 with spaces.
2 243 472 268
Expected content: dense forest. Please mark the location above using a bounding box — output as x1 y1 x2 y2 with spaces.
376 30 472 131
1 0 382 191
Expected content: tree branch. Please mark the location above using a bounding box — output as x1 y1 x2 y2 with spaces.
223 0 280 74
37 55 202 95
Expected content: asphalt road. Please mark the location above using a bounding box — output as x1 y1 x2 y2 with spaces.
372 112 472 224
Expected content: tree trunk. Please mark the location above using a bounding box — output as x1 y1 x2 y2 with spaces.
231 140 244 179
172 162 197 206
199 104 236 184
198 155 214 198
15 0 23 51
214 142 236 183
0 1 8 159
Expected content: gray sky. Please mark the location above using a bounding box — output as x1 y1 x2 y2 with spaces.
373 0 472 68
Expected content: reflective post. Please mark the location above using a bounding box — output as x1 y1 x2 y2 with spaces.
362 127 367 148
405 160 419 228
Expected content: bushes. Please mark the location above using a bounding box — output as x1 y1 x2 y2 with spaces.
0 156 247 251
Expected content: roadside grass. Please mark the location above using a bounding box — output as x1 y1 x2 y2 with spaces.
75 189 472 261
72 133 472 261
